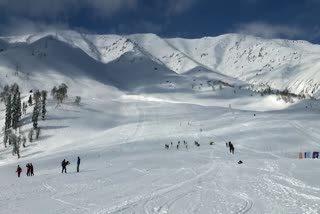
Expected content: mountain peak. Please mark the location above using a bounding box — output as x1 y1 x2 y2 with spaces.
1 31 320 96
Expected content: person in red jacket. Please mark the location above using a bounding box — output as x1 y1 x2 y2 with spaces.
16 165 22 178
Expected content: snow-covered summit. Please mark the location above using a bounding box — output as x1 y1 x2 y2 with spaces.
1 30 320 96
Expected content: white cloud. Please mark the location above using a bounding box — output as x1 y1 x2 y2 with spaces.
0 0 197 36
0 0 196 19
235 22 306 39
0 0 139 19
0 18 70 36
113 20 164 34
166 0 196 15
0 0 78 18
86 0 138 16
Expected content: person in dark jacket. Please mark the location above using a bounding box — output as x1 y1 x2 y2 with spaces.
230 144 235 154
16 165 22 177
30 163 34 176
26 163 30 176
61 159 68 173
77 156 80 173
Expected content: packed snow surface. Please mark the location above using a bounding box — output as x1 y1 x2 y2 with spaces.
0 31 320 213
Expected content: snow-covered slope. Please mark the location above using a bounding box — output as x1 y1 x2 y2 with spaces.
128 33 320 97
2 30 320 97
1 31 320 214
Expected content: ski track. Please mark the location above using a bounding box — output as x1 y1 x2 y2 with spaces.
234 193 254 214
96 150 216 214
2 93 320 213
289 120 320 148
42 182 90 211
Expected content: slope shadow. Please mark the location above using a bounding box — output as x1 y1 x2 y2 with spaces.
22 151 44 158
37 135 54 141
45 116 79 121
41 125 69 130
0 35 179 91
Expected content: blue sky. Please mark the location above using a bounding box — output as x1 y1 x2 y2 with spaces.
0 0 319 43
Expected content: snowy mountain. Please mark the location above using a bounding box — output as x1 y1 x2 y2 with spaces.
1 31 320 214
1 30 320 97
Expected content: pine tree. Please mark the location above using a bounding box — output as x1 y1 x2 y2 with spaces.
12 91 18 130
41 90 47 120
5 94 12 130
22 102 27 115
28 129 33 143
3 130 9 148
32 105 39 129
11 89 22 130
10 132 20 159
36 127 40 140
52 83 68 104
51 86 57 97
10 83 19 95
17 92 22 119
33 90 41 106
75 96 81 106
58 83 68 103
0 84 9 103
22 136 27 147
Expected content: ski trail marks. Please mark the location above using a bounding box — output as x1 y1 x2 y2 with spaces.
234 193 254 214
42 182 90 211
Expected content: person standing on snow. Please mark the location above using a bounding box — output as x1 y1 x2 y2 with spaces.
26 163 30 176
77 156 80 173
30 163 34 176
16 165 22 178
61 159 67 173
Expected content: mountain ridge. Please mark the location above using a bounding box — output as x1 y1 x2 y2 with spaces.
1 30 320 97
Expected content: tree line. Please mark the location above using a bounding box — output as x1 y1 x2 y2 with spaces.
0 82 70 159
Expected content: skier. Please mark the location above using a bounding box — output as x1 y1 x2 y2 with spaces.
26 163 30 176
77 156 80 173
30 163 34 176
61 159 69 174
230 144 234 154
16 165 22 178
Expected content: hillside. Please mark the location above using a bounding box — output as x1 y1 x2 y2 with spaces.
1 31 320 213
1 30 320 97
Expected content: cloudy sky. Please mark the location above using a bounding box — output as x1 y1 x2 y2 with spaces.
0 0 319 43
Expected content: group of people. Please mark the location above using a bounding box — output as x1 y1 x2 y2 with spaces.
15 163 34 177
164 140 205 150
226 141 235 154
61 156 81 174
165 140 189 150
26 163 34 176
194 141 200 147
15 156 81 178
